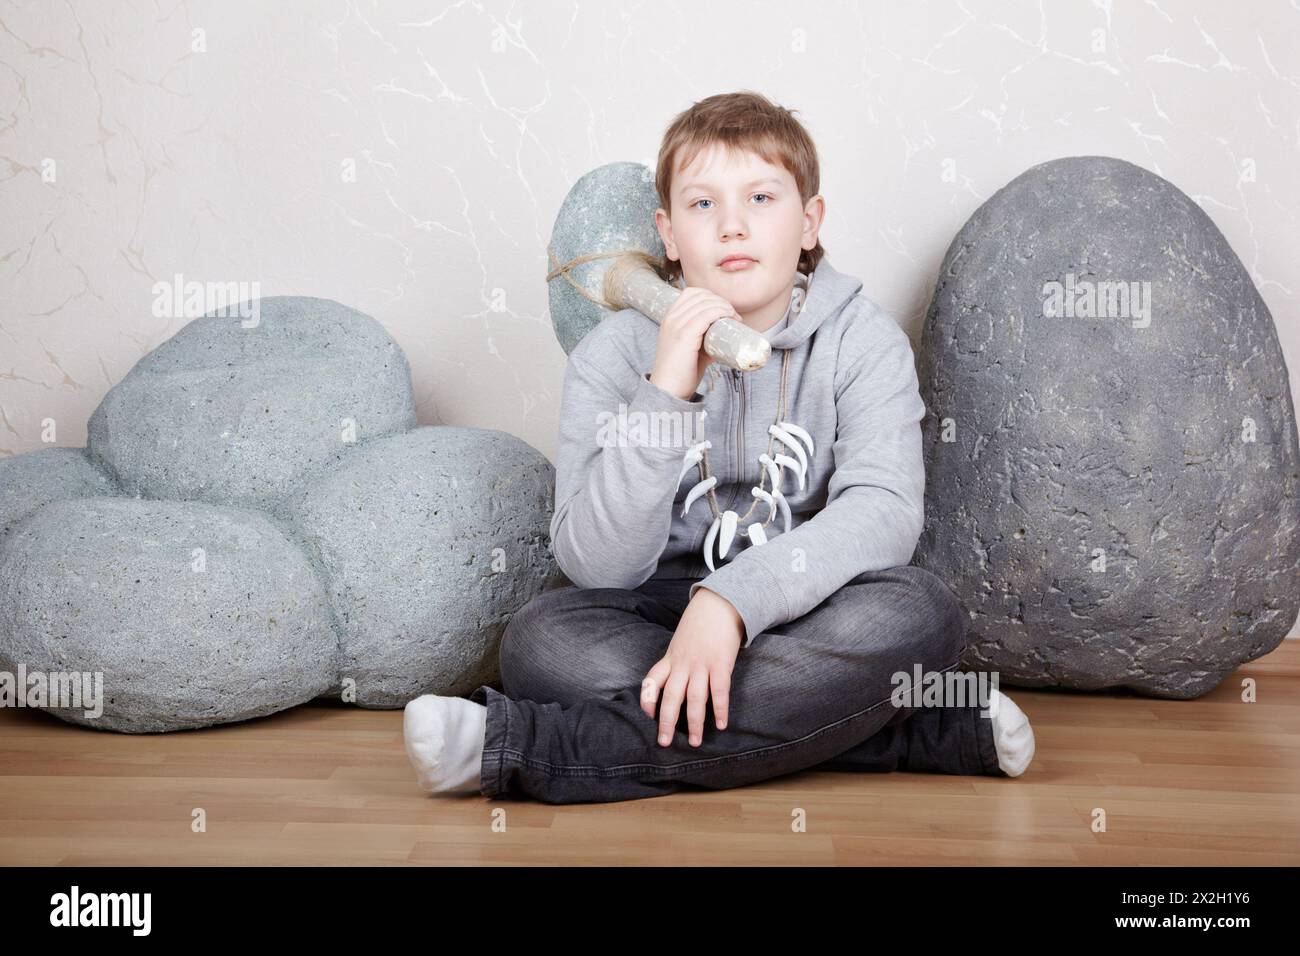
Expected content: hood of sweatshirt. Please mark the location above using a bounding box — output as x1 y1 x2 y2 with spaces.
551 252 926 636
757 269 804 341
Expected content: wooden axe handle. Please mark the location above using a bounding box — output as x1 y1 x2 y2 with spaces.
603 252 772 372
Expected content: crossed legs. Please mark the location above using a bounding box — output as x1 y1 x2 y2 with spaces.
463 566 1006 803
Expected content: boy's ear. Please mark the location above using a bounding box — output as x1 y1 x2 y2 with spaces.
802 194 825 250
654 207 679 261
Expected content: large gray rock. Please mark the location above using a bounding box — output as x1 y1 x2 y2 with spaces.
87 296 417 512
0 497 337 732
0 447 118 549
915 155 1300 699
283 426 558 708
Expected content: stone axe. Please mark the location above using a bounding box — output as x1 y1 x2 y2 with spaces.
547 161 772 372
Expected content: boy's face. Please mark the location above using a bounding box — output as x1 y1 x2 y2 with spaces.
655 143 824 319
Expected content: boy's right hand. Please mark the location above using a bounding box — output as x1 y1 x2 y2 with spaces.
648 287 740 401
639 587 743 747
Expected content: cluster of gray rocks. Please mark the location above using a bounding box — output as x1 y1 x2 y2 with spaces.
0 297 559 731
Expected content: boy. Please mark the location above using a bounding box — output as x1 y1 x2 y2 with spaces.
404 91 1034 803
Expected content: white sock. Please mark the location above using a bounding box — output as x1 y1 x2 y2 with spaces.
403 694 488 794
986 689 1035 777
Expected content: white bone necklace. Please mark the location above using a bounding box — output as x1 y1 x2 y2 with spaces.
678 277 817 571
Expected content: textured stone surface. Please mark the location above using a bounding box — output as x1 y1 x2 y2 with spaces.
0 296 559 730
283 426 557 708
915 155 1300 699
0 447 118 549
87 296 417 512
0 497 337 732
548 161 664 355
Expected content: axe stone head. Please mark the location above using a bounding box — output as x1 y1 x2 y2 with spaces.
547 161 664 355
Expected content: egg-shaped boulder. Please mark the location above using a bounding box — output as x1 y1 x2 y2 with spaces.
915 155 1300 699
0 497 338 731
282 426 559 708
87 296 417 512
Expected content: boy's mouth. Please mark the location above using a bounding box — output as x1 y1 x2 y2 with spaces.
718 256 757 273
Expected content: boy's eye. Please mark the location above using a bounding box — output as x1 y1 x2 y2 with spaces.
691 194 773 210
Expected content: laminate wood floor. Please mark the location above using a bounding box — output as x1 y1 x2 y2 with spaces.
2 642 1297 866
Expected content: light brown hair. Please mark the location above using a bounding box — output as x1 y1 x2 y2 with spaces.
654 90 824 283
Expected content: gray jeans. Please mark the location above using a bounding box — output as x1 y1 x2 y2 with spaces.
468 564 1004 803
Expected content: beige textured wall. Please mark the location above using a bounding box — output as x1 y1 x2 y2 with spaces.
2 2 1298 633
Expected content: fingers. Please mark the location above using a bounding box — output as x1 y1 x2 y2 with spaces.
667 289 738 334
647 656 735 748
657 669 689 747
685 669 710 746
640 658 671 720
663 288 708 329
684 297 739 337
711 667 730 732
657 290 737 392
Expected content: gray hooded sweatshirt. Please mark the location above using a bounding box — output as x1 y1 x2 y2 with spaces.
549 254 927 648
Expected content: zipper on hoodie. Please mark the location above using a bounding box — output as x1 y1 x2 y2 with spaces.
725 367 744 515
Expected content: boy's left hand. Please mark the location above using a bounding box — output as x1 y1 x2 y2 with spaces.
640 588 744 748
